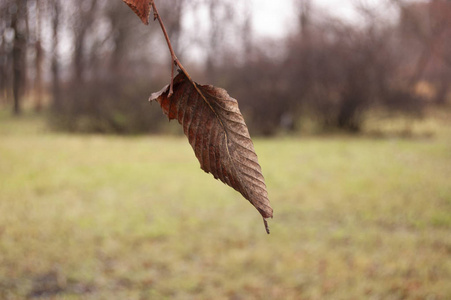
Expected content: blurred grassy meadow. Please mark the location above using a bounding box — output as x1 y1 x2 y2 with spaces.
0 111 451 299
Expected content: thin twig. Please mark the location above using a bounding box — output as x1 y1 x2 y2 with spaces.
150 0 193 96
150 0 209 105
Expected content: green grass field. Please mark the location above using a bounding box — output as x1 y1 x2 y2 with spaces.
1 112 450 299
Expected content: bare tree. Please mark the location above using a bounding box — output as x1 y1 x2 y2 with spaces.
11 0 27 115
396 0 451 102
0 0 11 102
34 0 44 112
71 0 98 83
50 0 61 111
297 0 312 37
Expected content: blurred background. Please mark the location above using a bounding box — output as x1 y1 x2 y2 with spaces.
1 0 450 134
0 0 450 299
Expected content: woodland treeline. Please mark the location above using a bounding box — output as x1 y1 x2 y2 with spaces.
1 0 450 135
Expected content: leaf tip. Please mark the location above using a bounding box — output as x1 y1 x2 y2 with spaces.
122 0 151 25
258 206 273 219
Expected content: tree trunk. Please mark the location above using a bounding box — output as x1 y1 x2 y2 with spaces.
51 0 61 111
72 0 98 83
0 3 8 100
11 0 26 115
34 0 44 112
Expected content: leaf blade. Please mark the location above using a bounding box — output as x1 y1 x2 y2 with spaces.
122 0 151 25
150 72 273 232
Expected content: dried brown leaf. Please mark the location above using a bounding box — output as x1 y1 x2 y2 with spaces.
150 72 273 233
122 0 151 25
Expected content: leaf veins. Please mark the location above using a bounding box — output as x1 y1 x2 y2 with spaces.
150 71 273 233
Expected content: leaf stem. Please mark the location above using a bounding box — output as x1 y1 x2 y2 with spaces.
263 218 270 234
150 0 193 96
